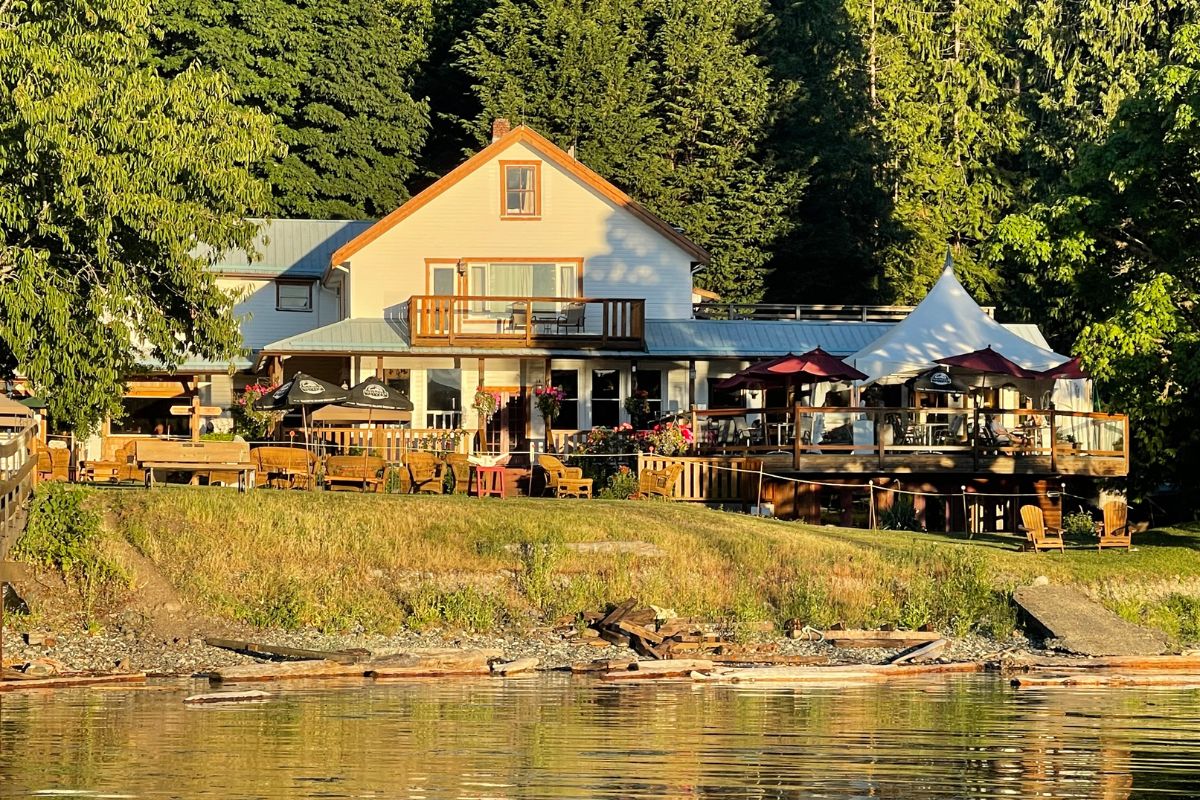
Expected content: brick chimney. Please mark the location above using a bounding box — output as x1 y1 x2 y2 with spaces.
491 118 512 142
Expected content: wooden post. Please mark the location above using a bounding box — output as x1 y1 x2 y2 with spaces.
1049 406 1058 473
477 357 486 453
169 394 221 443
690 407 698 454
375 356 384 380
687 360 696 409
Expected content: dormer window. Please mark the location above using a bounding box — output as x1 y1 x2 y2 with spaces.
501 161 540 218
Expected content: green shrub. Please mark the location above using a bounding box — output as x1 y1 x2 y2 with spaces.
516 539 562 613
881 497 922 531
598 470 639 499
1063 510 1097 538
15 483 128 622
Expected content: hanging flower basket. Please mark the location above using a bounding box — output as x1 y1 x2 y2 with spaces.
473 389 501 420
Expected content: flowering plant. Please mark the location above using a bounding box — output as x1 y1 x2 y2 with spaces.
534 385 565 422
232 383 282 440
642 422 693 456
472 389 501 419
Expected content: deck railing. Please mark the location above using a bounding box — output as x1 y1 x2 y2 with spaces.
0 414 36 561
295 427 473 461
692 303 996 322
409 295 645 349
690 405 1129 478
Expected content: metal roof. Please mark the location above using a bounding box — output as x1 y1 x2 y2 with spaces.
203 219 374 280
260 317 1056 363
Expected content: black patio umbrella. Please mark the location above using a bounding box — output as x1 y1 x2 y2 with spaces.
257 372 349 411
341 377 414 412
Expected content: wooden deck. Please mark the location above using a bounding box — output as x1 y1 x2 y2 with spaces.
409 295 645 350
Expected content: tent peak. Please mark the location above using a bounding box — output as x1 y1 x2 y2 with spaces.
942 247 954 275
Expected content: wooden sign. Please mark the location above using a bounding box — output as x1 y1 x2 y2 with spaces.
169 405 222 417
170 395 224 442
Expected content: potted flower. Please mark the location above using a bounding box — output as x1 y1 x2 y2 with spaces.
534 385 565 449
473 389 501 421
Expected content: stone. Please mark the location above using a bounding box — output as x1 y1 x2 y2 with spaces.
491 657 539 675
1032 575 1050 586
1013 584 1168 657
22 631 55 648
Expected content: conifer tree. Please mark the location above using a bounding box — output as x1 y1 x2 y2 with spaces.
458 0 799 303
153 0 432 219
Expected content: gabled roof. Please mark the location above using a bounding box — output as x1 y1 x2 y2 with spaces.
849 254 1069 384
204 219 373 280
327 126 710 272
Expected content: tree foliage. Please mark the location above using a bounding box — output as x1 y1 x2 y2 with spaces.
0 0 278 432
153 0 432 218
992 22 1200 496
458 0 800 303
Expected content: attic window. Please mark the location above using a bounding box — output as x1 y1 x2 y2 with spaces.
501 161 540 218
276 280 313 312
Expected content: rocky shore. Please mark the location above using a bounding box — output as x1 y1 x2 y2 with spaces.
3 622 1038 677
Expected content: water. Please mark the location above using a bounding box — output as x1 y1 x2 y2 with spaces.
2 674 1199 798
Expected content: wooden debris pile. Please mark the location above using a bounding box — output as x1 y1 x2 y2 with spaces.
565 598 740 660
598 659 983 684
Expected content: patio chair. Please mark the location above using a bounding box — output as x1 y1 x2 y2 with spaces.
251 446 317 489
444 453 472 494
1019 505 1065 553
407 451 446 494
81 440 139 483
638 463 683 500
556 302 586 334
537 454 593 498
36 441 70 482
1096 500 1132 550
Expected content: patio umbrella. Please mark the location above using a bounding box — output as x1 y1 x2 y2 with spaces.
332 377 415 464
715 348 867 393
934 346 1039 379
257 373 349 467
1037 356 1088 380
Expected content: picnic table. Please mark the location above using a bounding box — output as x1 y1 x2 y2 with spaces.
135 440 255 492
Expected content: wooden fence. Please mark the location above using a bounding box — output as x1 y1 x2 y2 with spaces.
0 415 37 561
636 454 761 504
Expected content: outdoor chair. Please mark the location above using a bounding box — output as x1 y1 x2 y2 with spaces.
81 440 139 483
1096 500 1132 550
324 454 386 493
35 441 70 482
1019 505 1065 553
537 454 592 498
407 451 446 494
251 446 317 489
556 302 586 334
444 453 472 494
638 463 683 500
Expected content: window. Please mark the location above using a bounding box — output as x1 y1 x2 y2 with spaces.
467 262 577 314
592 369 621 428
707 378 746 410
276 281 313 312
426 368 461 429
550 369 578 429
634 370 662 423
501 162 540 218
431 265 456 296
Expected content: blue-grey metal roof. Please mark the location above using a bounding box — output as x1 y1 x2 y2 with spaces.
135 356 252 374
259 316 1054 362
644 320 892 358
204 219 373 280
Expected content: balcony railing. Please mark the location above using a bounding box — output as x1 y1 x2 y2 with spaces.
409 295 645 350
690 405 1129 478
692 303 995 322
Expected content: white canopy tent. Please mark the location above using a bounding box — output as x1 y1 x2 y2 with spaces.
849 254 1071 385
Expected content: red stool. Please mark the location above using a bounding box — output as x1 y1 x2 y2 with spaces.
474 465 507 499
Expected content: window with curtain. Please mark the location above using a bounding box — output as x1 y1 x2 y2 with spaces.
468 262 577 314
502 163 540 217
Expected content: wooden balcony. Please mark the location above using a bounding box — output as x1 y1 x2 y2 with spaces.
691 405 1129 478
409 295 645 350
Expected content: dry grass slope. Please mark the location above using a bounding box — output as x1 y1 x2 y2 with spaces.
92 488 1200 643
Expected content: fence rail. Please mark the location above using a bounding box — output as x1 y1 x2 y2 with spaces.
409 295 645 349
0 417 37 561
636 454 761 503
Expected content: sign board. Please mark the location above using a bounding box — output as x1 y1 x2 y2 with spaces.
169 405 222 417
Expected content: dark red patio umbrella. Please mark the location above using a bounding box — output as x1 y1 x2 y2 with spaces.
1037 356 1088 380
934 346 1039 379
716 348 866 390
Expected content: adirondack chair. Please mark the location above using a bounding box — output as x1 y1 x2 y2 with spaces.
1096 500 1133 550
638 463 684 500
35 441 70 482
407 451 445 494
537 454 593 498
444 453 472 494
1020 505 1065 553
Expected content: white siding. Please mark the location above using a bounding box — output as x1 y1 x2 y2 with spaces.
220 277 340 350
345 140 696 320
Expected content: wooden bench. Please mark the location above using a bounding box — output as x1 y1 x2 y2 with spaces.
324 455 387 493
135 440 255 492
251 446 317 490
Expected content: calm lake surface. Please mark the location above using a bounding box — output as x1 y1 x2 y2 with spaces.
1 674 1199 798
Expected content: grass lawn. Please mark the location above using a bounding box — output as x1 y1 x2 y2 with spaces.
73 488 1200 643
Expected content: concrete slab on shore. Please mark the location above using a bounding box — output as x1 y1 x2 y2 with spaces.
1013 585 1168 657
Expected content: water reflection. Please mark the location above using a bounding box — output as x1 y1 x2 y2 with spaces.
1 675 1199 798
